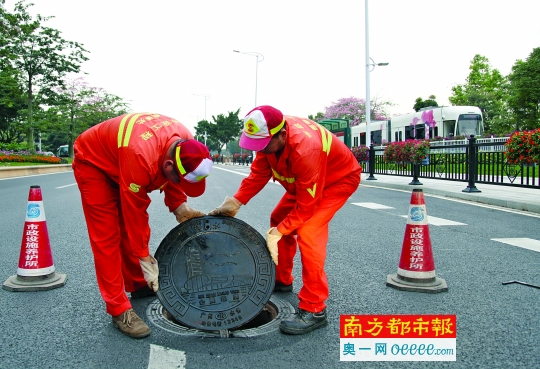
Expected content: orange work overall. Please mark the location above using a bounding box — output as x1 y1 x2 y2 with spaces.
271 180 358 312
234 115 361 313
73 113 192 316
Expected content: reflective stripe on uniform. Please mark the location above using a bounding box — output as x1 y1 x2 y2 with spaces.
272 168 295 183
117 113 144 148
318 125 332 155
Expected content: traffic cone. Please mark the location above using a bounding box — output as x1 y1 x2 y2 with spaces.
386 189 448 293
3 185 67 292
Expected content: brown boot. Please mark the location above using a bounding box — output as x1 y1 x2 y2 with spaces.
112 308 151 338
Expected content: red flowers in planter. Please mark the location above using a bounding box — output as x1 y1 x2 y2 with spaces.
384 140 430 165
0 153 63 164
504 128 540 165
350 146 369 162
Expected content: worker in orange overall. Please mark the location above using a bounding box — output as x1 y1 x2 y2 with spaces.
210 106 361 335
73 113 213 338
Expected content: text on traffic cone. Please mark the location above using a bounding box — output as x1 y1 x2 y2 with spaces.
17 185 55 276
3 185 67 292
386 189 448 293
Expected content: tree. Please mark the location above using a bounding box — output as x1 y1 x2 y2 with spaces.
324 96 392 126
194 109 242 154
43 130 69 153
0 8 26 144
48 76 129 157
413 95 438 112
194 120 218 152
0 66 26 143
449 54 510 133
507 47 540 131
226 140 241 155
308 112 324 122
1 1 89 150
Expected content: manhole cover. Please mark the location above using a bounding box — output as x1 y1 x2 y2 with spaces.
155 216 275 331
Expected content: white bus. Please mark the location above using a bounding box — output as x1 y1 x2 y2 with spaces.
56 145 69 157
350 106 484 146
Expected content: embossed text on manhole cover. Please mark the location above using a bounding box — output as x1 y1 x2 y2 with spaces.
154 216 275 331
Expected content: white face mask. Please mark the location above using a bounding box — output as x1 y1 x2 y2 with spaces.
183 158 213 183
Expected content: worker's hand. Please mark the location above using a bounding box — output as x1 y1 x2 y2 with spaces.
208 196 242 217
173 202 206 224
139 255 159 292
266 227 281 265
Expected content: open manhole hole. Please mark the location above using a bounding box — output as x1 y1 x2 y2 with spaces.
147 295 294 338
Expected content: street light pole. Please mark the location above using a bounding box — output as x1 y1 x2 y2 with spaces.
233 50 264 107
195 130 209 146
365 0 372 148
202 131 208 146
365 0 388 148
192 94 210 120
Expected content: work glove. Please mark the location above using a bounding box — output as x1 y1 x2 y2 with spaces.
173 202 206 224
139 256 159 292
266 227 281 265
208 196 242 217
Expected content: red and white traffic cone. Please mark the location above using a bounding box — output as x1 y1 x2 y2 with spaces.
386 189 448 293
2 185 67 292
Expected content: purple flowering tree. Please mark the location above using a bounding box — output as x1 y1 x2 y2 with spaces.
323 96 392 126
51 77 129 157
421 110 436 139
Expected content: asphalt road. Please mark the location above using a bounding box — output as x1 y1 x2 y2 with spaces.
0 167 539 369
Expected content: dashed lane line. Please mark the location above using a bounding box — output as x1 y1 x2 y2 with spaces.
213 166 249 177
351 202 466 226
491 238 540 253
398 214 467 226
361 183 540 219
351 202 395 210
56 183 77 189
213 166 280 185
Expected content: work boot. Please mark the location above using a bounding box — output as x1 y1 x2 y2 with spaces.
273 282 293 292
130 285 156 299
279 308 328 335
112 308 151 338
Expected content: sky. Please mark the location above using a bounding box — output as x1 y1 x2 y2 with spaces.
3 0 540 134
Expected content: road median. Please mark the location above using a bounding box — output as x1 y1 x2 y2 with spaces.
0 164 72 179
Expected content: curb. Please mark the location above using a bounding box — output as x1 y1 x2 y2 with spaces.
0 164 72 179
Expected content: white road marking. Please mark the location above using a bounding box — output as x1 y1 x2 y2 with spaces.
351 200 466 225
56 183 77 189
213 165 280 185
213 166 249 177
148 344 186 369
491 238 540 253
361 184 540 219
399 214 466 226
351 202 394 209
217 167 539 220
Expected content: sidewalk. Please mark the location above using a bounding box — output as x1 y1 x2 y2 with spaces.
360 172 540 214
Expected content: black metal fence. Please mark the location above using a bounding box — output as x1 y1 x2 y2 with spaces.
363 137 539 190
212 155 252 166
